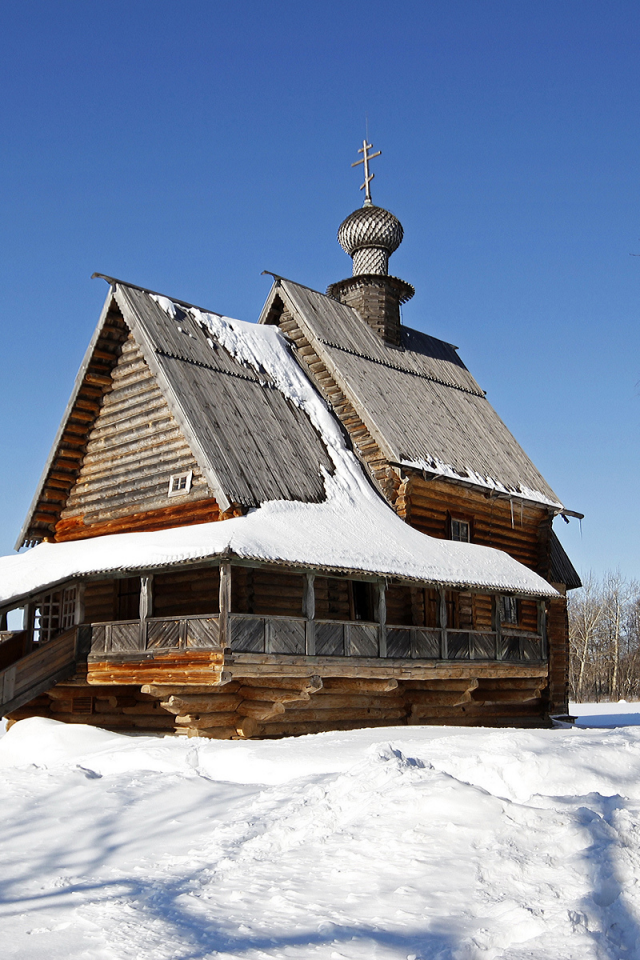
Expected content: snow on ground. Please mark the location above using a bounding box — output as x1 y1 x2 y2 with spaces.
571 700 640 728
2 718 640 959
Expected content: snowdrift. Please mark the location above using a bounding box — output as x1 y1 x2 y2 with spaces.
1 716 639 959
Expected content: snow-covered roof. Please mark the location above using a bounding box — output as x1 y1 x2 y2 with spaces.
1 293 557 606
0 491 557 607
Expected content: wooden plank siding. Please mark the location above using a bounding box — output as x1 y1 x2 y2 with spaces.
22 305 131 544
56 335 224 540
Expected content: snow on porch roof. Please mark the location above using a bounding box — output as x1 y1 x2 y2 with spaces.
0 489 558 609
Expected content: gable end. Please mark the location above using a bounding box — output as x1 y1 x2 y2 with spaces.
18 301 130 547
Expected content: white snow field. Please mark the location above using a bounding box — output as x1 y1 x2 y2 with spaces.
571 701 640 728
2 716 640 960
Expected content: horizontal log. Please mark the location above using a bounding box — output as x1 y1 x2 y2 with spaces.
408 691 473 707
121 702 167 715
291 694 406 711
236 700 285 720
141 678 235 696
87 652 224 686
471 689 542 703
174 712 240 729
180 716 258 739
283 706 407 723
183 726 238 740
322 678 398 694
238 675 323 693
227 656 547 680
49 700 74 713
403 679 479 692
476 678 543 691
160 694 242 715
236 686 310 704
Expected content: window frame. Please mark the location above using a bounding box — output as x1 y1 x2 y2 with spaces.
449 515 472 543
499 595 520 626
168 470 193 498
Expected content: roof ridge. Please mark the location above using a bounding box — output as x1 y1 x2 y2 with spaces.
92 273 224 318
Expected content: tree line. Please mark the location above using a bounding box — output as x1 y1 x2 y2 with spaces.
568 572 640 702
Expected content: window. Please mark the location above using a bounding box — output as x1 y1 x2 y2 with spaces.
168 470 193 497
116 577 141 620
451 519 471 542
500 595 519 625
33 587 77 644
351 581 375 622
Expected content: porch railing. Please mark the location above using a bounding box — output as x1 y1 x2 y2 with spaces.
228 614 545 662
89 615 221 656
83 612 545 662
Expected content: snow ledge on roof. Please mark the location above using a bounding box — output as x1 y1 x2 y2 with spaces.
400 457 564 510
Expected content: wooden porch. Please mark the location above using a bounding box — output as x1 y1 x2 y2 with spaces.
0 557 554 735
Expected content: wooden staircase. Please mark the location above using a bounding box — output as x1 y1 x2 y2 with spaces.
0 627 79 717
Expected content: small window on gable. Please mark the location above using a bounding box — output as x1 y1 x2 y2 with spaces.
168 471 193 497
451 518 470 542
500 595 519 625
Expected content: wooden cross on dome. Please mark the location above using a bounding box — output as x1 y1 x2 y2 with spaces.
352 139 381 205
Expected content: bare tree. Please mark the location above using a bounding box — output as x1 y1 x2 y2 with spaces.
568 572 640 702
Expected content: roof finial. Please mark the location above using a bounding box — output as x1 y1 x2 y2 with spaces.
351 139 381 206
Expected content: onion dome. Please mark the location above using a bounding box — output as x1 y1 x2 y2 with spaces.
337 204 404 276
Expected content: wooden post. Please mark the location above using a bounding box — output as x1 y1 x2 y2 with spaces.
537 599 547 659
304 573 316 655
0 610 7 632
493 595 502 660
439 588 447 659
139 576 153 651
24 603 34 648
376 582 387 658
75 582 86 626
219 561 232 649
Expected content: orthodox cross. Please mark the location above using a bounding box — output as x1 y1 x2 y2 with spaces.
352 139 381 205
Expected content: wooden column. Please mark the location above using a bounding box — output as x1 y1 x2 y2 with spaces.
538 599 547 659
24 603 34 648
139 576 153 650
74 583 86 626
376 582 387 658
219 561 232 649
439 588 448 659
304 573 316 655
493 595 502 660
0 610 7 632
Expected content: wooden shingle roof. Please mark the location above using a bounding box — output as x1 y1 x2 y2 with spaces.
262 278 562 508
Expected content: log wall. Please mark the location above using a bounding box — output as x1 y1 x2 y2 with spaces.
547 596 569 714
8 663 550 736
153 569 220 618
398 475 551 576
231 568 305 617
56 335 220 540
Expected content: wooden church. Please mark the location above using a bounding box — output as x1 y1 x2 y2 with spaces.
0 142 581 738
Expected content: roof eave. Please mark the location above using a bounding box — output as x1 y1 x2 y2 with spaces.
15 286 117 551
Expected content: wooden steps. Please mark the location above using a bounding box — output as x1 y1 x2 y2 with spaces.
0 627 79 716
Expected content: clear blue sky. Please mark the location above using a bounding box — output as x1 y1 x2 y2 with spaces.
1 0 638 581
